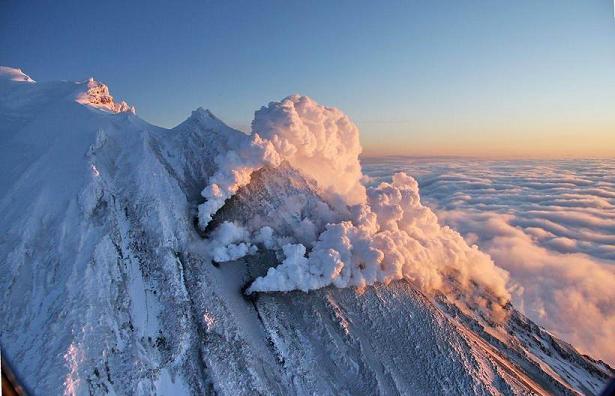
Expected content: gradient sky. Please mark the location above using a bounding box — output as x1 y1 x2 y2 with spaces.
2 0 615 157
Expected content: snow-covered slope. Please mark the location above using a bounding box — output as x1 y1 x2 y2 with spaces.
0 67 612 395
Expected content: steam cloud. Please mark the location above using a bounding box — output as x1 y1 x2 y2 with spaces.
198 95 510 310
198 95 366 228
207 221 256 263
197 134 280 228
252 95 366 208
247 173 509 305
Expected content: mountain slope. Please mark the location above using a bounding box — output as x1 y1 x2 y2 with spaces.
0 68 612 395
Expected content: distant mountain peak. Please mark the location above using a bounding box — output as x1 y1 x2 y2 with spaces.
192 106 216 118
187 107 226 127
174 106 247 142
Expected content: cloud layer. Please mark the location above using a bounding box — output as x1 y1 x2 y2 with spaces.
363 157 615 365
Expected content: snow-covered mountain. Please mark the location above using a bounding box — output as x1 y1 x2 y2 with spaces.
0 67 612 395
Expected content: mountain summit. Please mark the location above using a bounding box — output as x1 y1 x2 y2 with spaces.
0 66 35 83
0 68 612 395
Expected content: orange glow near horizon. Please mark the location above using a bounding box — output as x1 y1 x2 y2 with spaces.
358 121 615 159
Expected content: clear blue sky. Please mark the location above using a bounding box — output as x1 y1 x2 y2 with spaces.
2 0 615 157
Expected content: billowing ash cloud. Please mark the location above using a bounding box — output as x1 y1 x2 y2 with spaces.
198 95 510 311
248 173 510 305
198 95 366 228
362 157 615 365
252 95 366 208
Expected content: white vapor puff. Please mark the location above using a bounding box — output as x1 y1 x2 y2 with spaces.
207 221 257 263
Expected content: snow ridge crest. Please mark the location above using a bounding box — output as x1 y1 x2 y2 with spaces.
76 78 135 114
0 66 35 83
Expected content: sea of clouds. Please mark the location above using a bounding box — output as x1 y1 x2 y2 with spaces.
362 157 615 365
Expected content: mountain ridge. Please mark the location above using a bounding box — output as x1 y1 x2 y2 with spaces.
0 67 612 395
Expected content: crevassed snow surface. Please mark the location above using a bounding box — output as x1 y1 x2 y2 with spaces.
0 67 613 395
